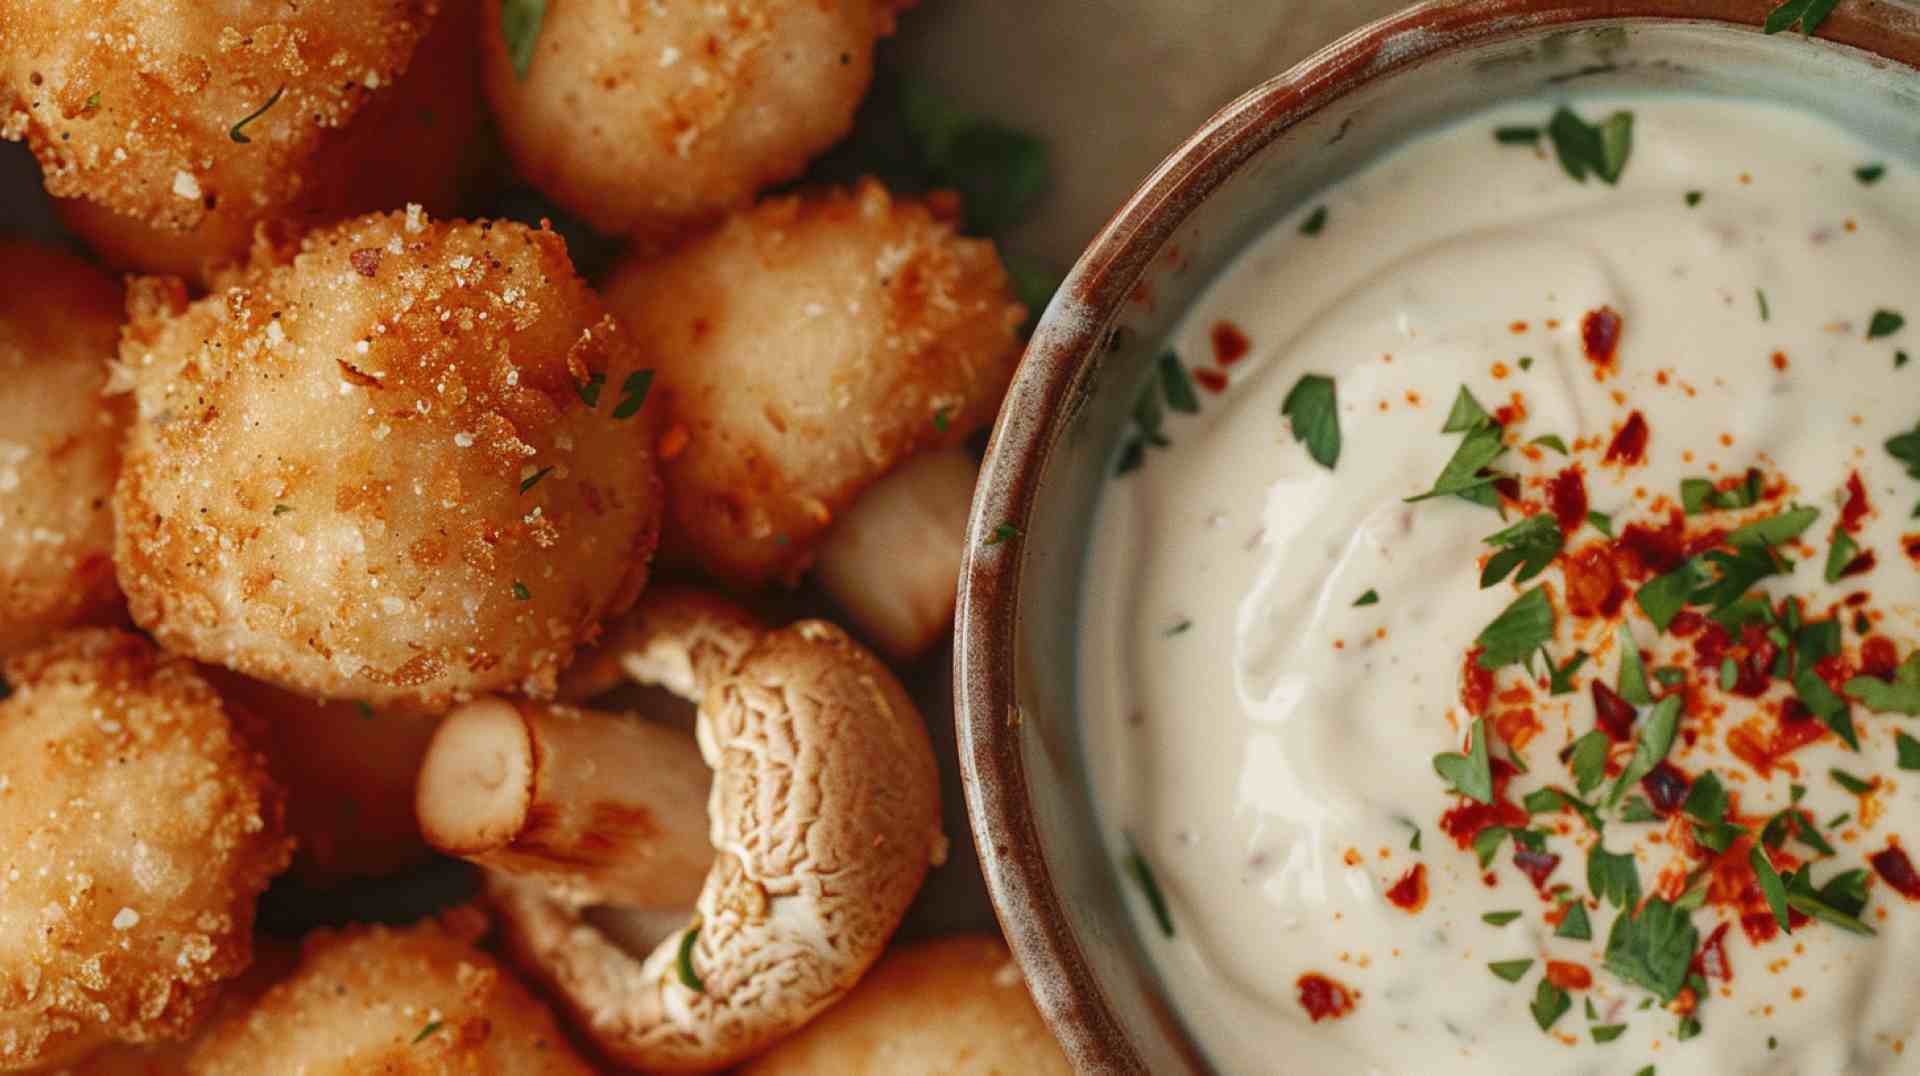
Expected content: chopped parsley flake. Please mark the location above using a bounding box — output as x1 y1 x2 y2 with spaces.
1299 205 1329 236
1825 529 1861 582
519 466 554 494
1482 910 1523 926
1783 864 1876 935
1857 163 1888 185
511 581 531 601
985 522 1022 546
1353 589 1380 607
1159 351 1199 415
1751 845 1793 933
1603 897 1698 1002
1489 958 1534 983
1569 729 1610 796
1588 843 1642 910
1763 0 1840 35
355 701 375 721
932 408 951 432
676 924 706 992
1163 618 1192 637
1280 374 1340 470
229 84 286 144
1124 845 1175 937
1481 513 1563 588
412 1020 444 1044
1869 309 1906 339
1434 717 1494 805
1617 623 1652 705
1757 288 1771 322
1557 900 1593 941
272 504 293 516
1587 510 1615 538
1547 648 1590 695
612 370 655 419
1796 667 1857 749
1531 979 1571 1032
1494 125 1541 145
1608 695 1682 807
1475 587 1555 669
1530 433 1568 455
1847 653 1920 715
1685 190 1704 207
1593 1024 1628 1044
1897 731 1920 770
1547 107 1634 186
1831 768 1876 795
576 371 606 408
1409 387 1507 507
501 0 550 79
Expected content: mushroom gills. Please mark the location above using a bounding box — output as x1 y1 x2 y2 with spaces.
416 697 712 910
812 446 979 660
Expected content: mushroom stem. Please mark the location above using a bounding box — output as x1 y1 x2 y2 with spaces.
812 447 978 660
415 697 711 910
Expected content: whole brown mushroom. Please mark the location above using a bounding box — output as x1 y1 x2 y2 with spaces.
738 934 1073 1075
601 179 1025 659
416 589 945 1072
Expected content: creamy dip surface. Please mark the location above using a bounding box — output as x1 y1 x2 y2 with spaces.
1081 96 1920 1074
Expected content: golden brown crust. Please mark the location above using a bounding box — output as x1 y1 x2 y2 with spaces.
49 0 482 286
481 0 896 237
0 630 292 1068
0 242 127 658
187 909 598 1075
0 0 436 233
602 179 1024 588
112 210 664 711
738 935 1072 1075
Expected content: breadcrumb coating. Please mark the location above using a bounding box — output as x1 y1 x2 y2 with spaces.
482 0 908 237
113 210 664 711
602 179 1024 587
0 0 437 233
0 630 292 1070
188 909 598 1075
0 242 126 658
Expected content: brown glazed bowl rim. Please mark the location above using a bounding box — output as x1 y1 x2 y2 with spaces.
954 0 1920 1071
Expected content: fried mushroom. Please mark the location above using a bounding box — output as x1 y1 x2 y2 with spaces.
0 0 442 274
417 592 945 1072
0 630 292 1071
602 179 1023 657
738 934 1072 1075
187 908 598 1074
482 0 909 238
0 241 126 658
112 209 664 712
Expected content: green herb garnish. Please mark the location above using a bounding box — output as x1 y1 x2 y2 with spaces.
900 80 1050 236
1847 653 1920 715
1124 846 1175 937
1897 731 1920 770
413 1020 444 1044
1685 190 1703 207
1547 649 1590 695
1762 0 1840 36
1490 958 1534 983
1299 206 1329 236
612 370 654 419
676 924 706 991
1589 843 1642 910
1547 107 1634 185
985 523 1022 546
1532 979 1571 1032
511 581 531 601
1831 768 1875 795
576 371 605 408
1483 910 1523 926
1280 374 1340 470
1795 668 1857 749
1587 510 1615 538
1570 729 1610 796
1434 717 1494 805
1494 125 1541 145
519 466 554 494
1857 163 1887 185
1751 845 1792 933
1476 587 1556 669
501 0 550 79
1869 309 1906 339
1604 898 1698 1002
1482 513 1563 588
1354 589 1380 607
1557 900 1593 940
229 84 286 144
1608 695 1682 806
1617 623 1652 705
1757 289 1771 322
1158 351 1199 415
1531 433 1569 455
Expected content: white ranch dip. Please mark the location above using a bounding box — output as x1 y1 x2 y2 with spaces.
1082 96 1920 1074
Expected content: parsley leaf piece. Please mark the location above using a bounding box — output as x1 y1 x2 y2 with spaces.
1442 386 1491 433
1795 668 1857 749
1636 560 1708 632
1685 190 1703 207
229 84 286 144
1280 374 1340 470
1846 653 1920 715
1531 433 1570 455
500 0 550 80
932 409 951 432
1727 505 1820 548
1889 422 1920 483
1473 825 1512 868
1405 819 1423 851
1434 717 1494 805
1869 309 1906 340
1409 418 1507 506
272 504 293 516
675 924 706 992
1608 695 1682 807
1587 510 1615 538
1604 898 1699 1002
1593 1024 1628 1044
511 581 531 601
1299 206 1329 236
1546 107 1634 185
1589 844 1643 909
1123 846 1175 938
1617 623 1652 706
1482 513 1564 588
519 466 554 494
1763 0 1841 36
1682 770 1729 825
1557 900 1593 940
611 370 654 419
1547 648 1590 696
984 523 1022 546
1620 795 1661 823
1158 352 1199 414
1483 909 1523 926
1830 768 1875 795
1476 587 1556 669
1570 729 1610 796
1897 731 1920 770
1751 846 1792 933
1353 589 1380 607
1757 288 1771 322
1532 979 1572 1032
1494 125 1541 145
1857 163 1888 185
1784 865 1877 935
1490 958 1534 983
576 371 605 408
1826 529 1861 582
413 1019 444 1044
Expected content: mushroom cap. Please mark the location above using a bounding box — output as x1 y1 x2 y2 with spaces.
737 934 1072 1075
601 179 1025 588
488 617 945 1072
0 241 126 658
559 584 765 701
111 209 663 711
0 630 292 1068
187 907 597 1074
0 0 437 231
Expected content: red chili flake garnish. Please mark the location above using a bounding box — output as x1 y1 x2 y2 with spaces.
1728 705 1828 779
1211 321 1250 366
1905 534 1920 564
1604 411 1648 464
1668 609 1707 638
1771 350 1789 371
1871 845 1920 900
1691 922 1733 982
1513 849 1561 891
1862 636 1900 681
1641 761 1691 814
1838 548 1878 578
1494 707 1542 752
1545 961 1593 991
1693 622 1732 670
1296 973 1357 1022
350 248 382 278
1192 367 1229 394
1563 544 1624 619
1441 798 1529 849
1591 680 1639 742
1841 472 1872 533
1739 912 1780 946
1581 306 1623 372
1461 647 1494 716
1385 863 1428 913
1492 475 1523 502
1617 511 1688 576
1548 467 1588 534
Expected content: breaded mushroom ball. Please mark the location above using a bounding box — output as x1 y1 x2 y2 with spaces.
113 209 664 712
0 242 126 658
188 909 598 1075
602 179 1024 656
0 630 292 1071
0 0 444 277
482 0 910 237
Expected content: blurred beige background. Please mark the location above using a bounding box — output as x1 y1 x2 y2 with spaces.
899 0 1412 263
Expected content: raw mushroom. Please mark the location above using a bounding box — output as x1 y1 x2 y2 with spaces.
557 584 765 702
416 591 945 1072
737 934 1073 1075
601 179 1025 660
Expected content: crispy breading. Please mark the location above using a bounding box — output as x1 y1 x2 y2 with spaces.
602 179 1024 587
0 630 292 1070
112 210 664 712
